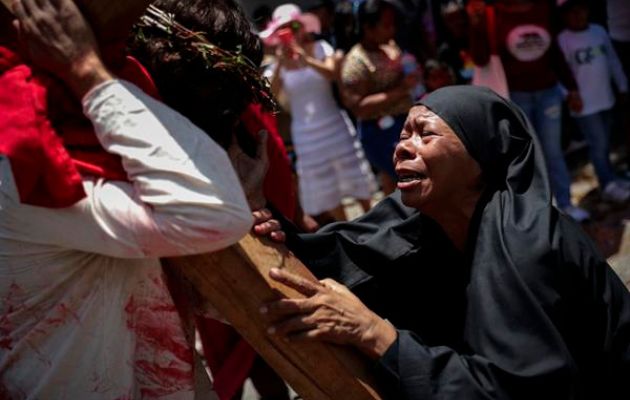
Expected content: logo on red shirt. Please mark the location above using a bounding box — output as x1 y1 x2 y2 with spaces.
506 25 551 62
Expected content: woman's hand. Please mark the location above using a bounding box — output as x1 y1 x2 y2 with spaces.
228 129 269 210
296 211 320 233
291 43 308 66
12 0 112 98
252 208 286 243
261 268 397 359
275 44 288 63
276 44 297 63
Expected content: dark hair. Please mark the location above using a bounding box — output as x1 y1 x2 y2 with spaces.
424 59 456 81
333 1 358 52
425 59 449 73
252 5 273 31
127 0 263 149
356 0 396 39
558 0 588 13
304 0 335 12
0 7 16 46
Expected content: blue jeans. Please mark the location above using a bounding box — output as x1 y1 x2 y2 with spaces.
574 109 616 188
511 86 571 207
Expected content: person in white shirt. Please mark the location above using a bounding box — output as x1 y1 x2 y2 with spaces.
0 0 256 398
558 0 630 203
264 4 377 223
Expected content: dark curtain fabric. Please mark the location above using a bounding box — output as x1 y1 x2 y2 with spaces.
281 86 630 399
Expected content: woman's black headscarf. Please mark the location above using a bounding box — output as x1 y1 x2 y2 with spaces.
417 85 553 265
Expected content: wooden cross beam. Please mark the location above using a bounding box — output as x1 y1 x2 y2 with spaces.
164 234 384 400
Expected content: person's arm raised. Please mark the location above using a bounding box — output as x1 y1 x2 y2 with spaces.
12 0 111 98
293 42 337 81
1 0 252 257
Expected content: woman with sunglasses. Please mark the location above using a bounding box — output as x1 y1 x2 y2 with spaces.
262 4 376 223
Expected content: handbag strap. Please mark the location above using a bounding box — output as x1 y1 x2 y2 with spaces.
486 5 498 55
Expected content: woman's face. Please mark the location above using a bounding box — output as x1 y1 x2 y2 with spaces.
393 106 483 212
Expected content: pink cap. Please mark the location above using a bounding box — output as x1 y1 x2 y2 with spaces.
259 3 321 46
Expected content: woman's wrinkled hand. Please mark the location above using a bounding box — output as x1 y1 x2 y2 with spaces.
261 268 397 359
296 211 319 233
252 208 286 243
12 0 112 97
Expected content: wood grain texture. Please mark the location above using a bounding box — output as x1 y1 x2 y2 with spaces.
164 234 384 400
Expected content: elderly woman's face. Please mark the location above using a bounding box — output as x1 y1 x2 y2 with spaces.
393 106 482 211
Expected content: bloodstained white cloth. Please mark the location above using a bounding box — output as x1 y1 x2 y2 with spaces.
0 80 253 399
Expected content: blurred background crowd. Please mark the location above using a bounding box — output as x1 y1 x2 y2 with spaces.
238 0 630 227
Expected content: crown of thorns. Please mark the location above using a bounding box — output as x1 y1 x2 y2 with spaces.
135 4 278 113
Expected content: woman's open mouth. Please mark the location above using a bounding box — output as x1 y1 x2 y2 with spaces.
397 172 426 183
396 171 427 190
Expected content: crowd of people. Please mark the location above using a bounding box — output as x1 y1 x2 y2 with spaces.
0 0 628 399
254 0 630 224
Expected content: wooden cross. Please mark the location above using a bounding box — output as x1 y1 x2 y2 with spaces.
164 234 384 400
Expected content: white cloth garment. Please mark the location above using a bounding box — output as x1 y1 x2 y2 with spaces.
0 80 252 399
558 24 629 116
279 40 376 215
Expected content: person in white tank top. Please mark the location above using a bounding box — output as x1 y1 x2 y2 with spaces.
263 4 376 222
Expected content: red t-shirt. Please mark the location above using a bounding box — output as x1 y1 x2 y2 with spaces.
492 1 577 92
